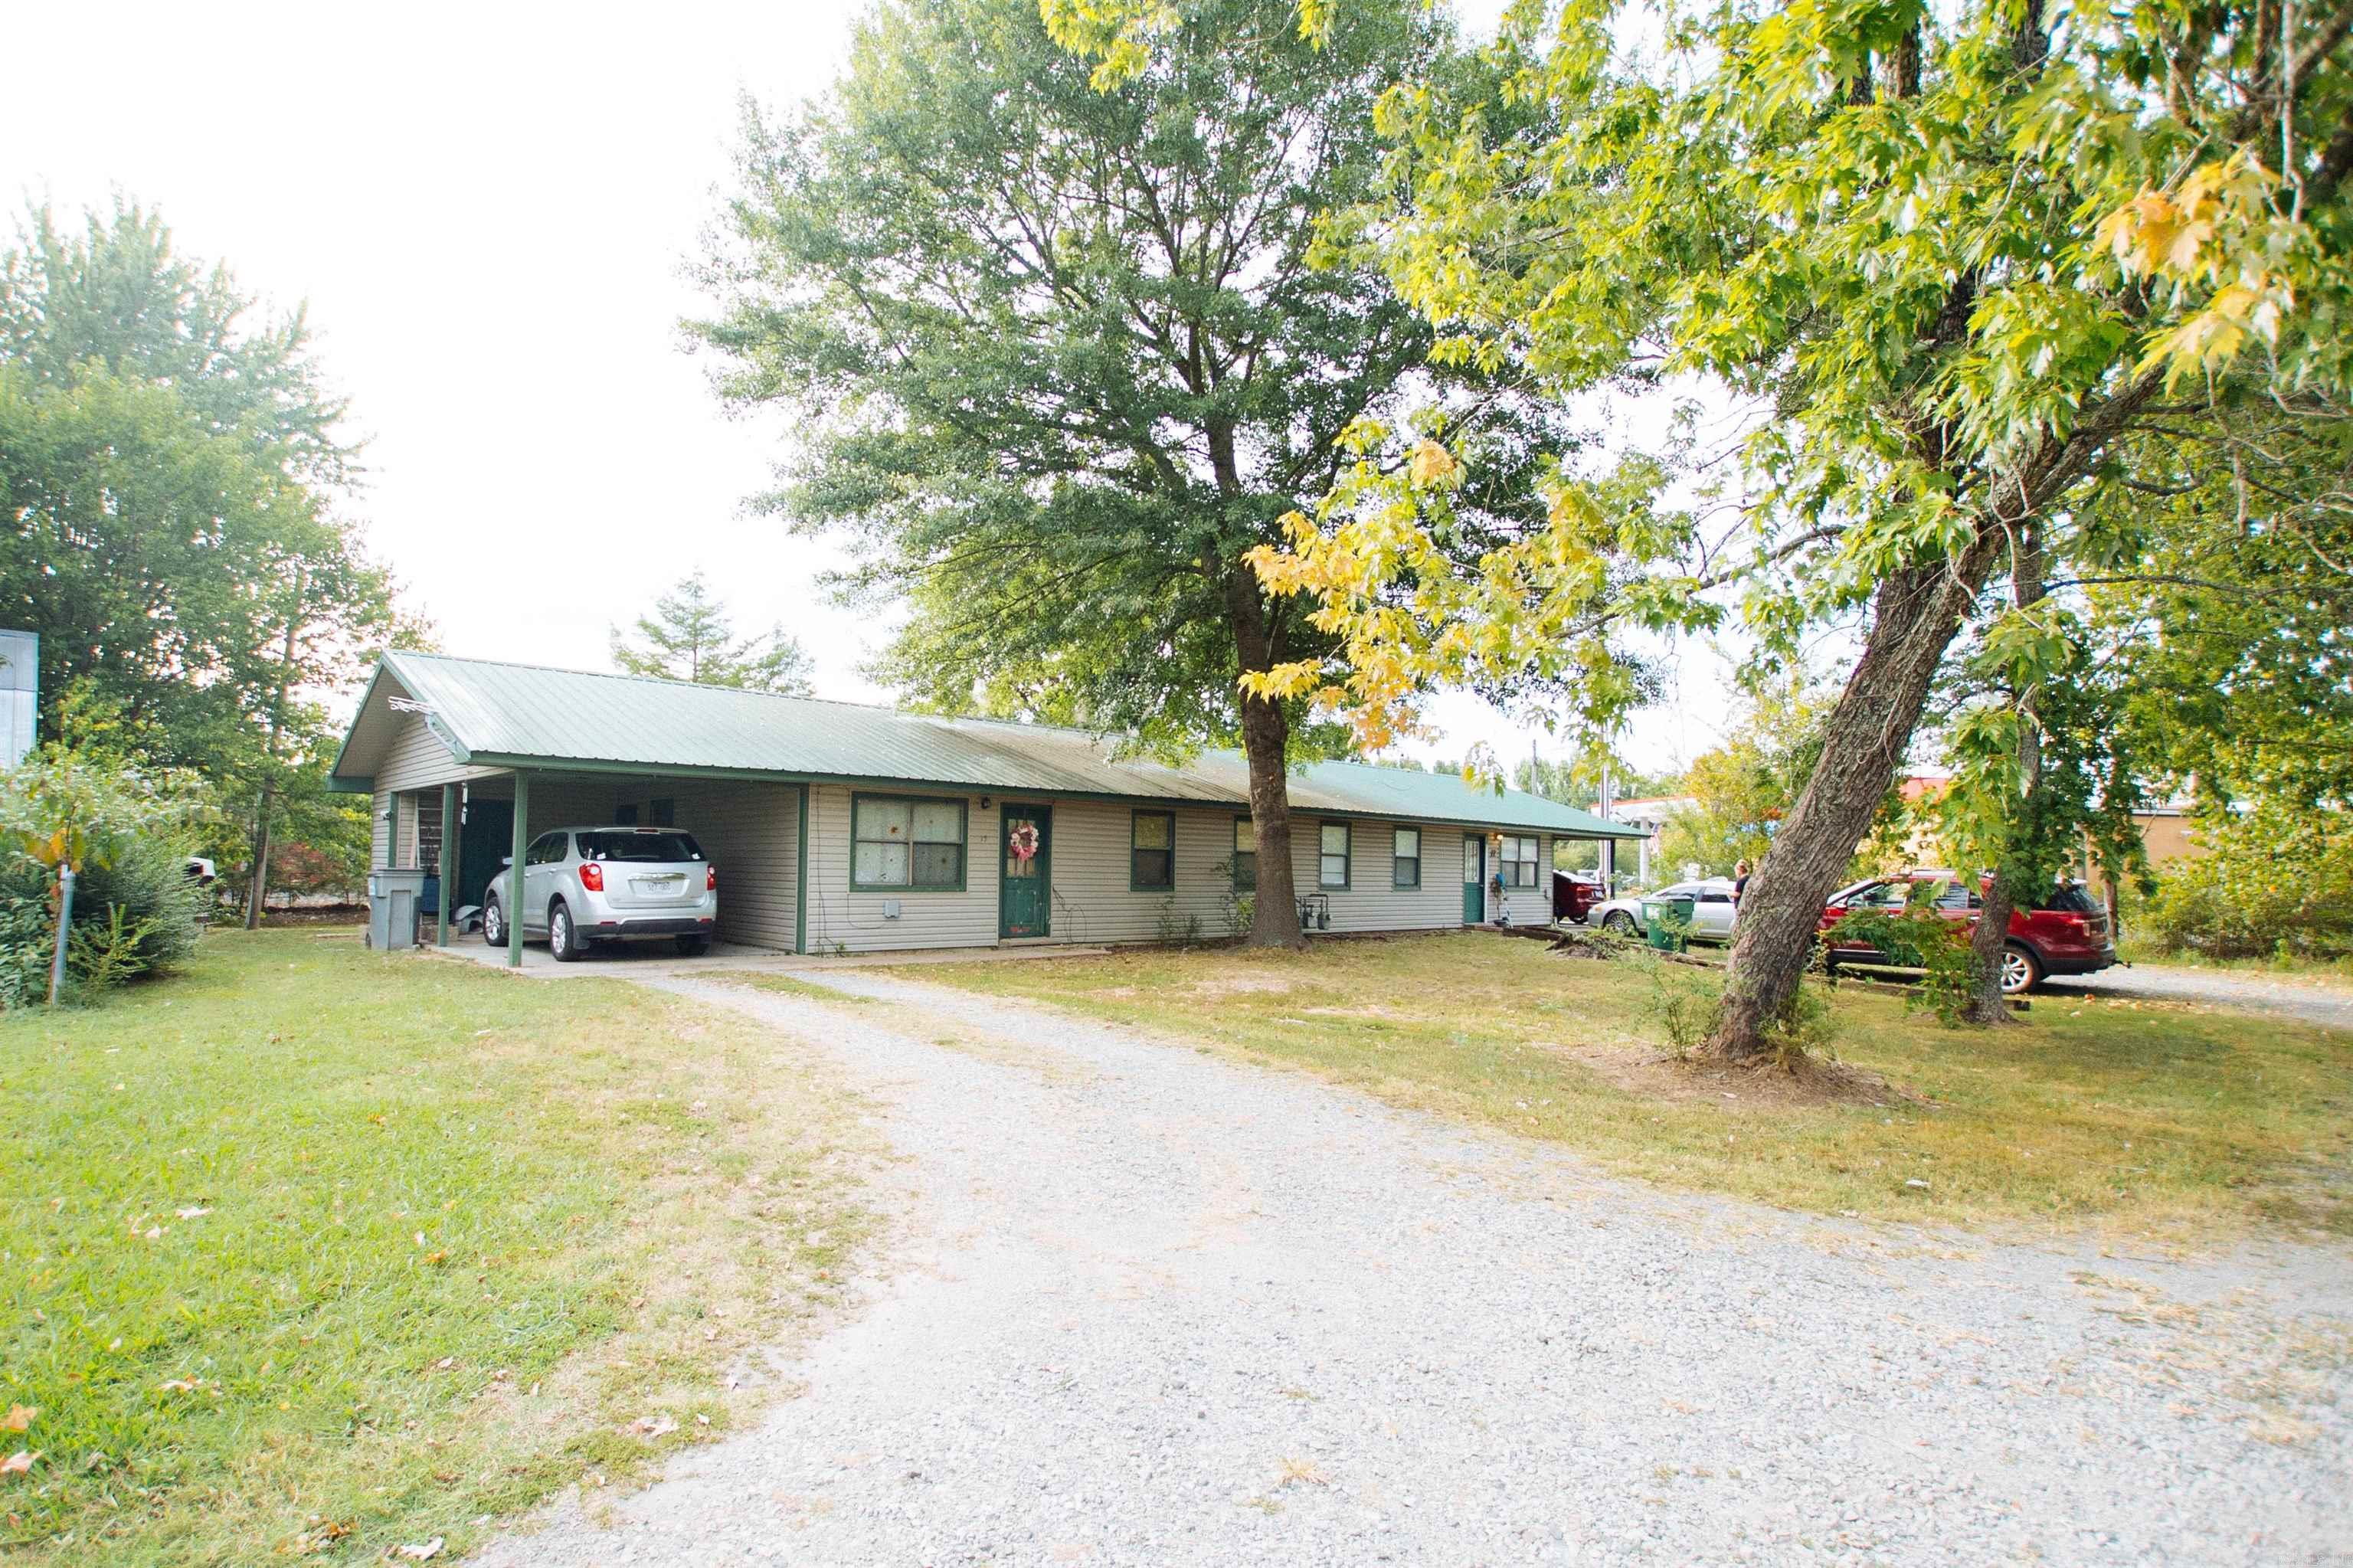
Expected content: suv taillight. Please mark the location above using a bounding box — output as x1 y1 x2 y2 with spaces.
706 864 717 892
579 862 604 892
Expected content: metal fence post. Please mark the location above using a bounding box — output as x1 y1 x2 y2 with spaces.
48 865 74 1004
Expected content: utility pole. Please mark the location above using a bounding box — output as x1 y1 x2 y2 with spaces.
1599 755 1615 892
246 573 305 930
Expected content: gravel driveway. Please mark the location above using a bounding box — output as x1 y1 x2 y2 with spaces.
2043 962 2353 1032
473 969 2353 1568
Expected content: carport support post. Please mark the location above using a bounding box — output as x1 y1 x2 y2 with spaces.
507 770 529 968
437 782 457 946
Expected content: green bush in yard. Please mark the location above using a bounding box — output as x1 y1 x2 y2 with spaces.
0 830 204 1005
2138 805 2353 962
0 749 206 1005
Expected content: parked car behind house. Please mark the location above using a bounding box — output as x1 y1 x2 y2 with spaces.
1551 869 1606 925
1587 878 1739 942
483 827 718 961
1817 871 2116 994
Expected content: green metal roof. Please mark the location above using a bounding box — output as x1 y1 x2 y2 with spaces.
331 651 1644 839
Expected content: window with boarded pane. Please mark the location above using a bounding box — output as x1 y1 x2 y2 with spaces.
1392 827 1421 889
1500 834 1540 888
1232 817 1256 889
1131 810 1175 891
1319 821 1350 889
851 794 967 890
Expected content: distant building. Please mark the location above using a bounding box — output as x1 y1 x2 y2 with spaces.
1608 794 1699 883
0 630 34 768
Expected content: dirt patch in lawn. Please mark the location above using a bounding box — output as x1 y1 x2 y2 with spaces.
1559 1043 1927 1111
1184 971 1306 998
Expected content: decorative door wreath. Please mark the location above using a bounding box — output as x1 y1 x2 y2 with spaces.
1008 821 1041 863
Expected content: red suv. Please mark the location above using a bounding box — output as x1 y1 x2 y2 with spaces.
1552 869 1606 925
1818 871 2117 994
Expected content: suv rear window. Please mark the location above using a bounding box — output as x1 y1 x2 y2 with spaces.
576 830 705 863
2037 883 2097 914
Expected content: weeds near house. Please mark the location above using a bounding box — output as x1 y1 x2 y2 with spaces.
1643 959 1720 1058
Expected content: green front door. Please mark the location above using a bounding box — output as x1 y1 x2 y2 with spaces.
457 798 513 912
1462 833 1484 924
999 804 1052 938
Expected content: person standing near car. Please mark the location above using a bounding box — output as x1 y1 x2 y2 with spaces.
1733 859 1752 905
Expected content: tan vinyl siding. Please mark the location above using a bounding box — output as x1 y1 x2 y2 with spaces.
371 791 393 870
377 712 499 794
800 789 1505 952
601 779 800 952
1278 818 1465 934
1494 834 1555 925
803 784 1001 952
494 775 800 952
1006 802 1241 946
369 745 1578 951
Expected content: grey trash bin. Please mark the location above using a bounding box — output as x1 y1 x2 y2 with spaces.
368 867 426 951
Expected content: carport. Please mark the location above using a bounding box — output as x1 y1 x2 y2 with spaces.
403 768 804 967
329 656 809 968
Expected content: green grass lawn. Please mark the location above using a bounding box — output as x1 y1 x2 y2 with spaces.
902 931 2353 1240
1 929 870 1566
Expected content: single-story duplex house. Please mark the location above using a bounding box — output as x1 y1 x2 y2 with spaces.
329 652 1644 963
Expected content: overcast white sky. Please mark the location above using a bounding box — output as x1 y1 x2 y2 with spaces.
5 0 1739 781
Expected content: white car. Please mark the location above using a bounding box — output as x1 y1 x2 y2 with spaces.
1589 878 1739 942
483 826 718 961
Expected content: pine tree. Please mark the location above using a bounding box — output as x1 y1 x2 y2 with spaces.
610 571 814 695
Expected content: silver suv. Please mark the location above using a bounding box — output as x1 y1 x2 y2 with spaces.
482 827 718 961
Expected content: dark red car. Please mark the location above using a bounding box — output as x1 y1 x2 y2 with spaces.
1552 869 1606 925
1818 871 2117 994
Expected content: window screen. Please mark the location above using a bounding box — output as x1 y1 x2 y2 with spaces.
1131 811 1174 891
1500 835 1540 889
1319 822 1350 889
1232 817 1257 889
1392 827 1420 889
853 796 966 889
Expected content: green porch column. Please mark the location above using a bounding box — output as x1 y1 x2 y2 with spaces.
793 784 809 955
507 770 529 968
437 781 459 946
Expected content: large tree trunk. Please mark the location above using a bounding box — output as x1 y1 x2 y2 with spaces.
1226 566 1304 950
246 581 304 931
244 796 273 931
1961 530 2047 1024
1708 549 1994 1058
1965 858 2022 1023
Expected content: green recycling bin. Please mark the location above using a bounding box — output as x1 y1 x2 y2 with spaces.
1642 895 1696 951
